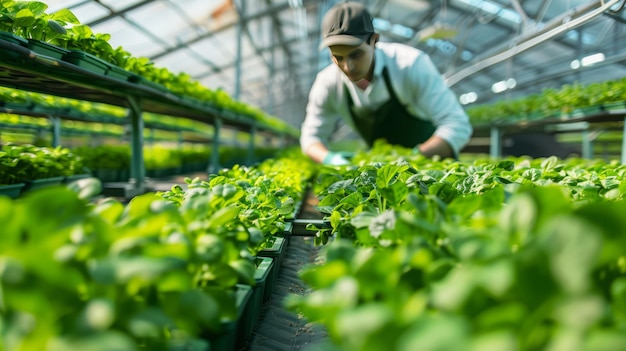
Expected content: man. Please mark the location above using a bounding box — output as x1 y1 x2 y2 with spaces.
300 2 472 165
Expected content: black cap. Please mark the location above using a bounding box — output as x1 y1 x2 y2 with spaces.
320 2 375 49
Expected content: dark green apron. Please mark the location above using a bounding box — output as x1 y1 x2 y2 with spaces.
346 68 436 148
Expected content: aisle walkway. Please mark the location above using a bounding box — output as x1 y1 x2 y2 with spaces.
141 175 332 351
244 190 331 351
243 236 330 351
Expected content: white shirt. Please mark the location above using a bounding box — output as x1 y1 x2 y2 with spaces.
300 42 472 155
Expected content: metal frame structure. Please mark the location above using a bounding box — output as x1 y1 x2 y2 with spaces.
45 1 625 129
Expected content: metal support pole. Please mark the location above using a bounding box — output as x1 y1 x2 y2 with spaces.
234 0 245 100
50 116 61 147
268 10 275 115
247 125 256 165
581 128 592 159
127 96 145 191
209 118 222 173
490 126 501 159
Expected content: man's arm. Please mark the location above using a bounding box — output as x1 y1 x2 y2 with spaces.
407 53 473 157
305 141 330 164
416 135 454 158
305 141 351 165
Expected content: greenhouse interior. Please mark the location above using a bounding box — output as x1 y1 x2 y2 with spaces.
1 0 626 350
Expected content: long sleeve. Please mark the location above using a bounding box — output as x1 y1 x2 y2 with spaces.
300 66 345 153
404 52 473 155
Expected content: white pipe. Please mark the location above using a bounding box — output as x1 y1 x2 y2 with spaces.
445 0 620 87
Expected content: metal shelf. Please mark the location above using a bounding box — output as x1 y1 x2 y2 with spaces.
467 106 626 162
0 38 279 196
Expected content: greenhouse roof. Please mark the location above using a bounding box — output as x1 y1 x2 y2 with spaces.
47 0 626 129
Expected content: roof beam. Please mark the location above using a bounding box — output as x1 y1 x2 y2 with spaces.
86 0 157 26
148 0 322 61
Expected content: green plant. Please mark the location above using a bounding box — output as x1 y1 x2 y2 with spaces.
466 77 626 125
287 143 626 351
0 165 302 350
0 144 86 184
0 1 78 41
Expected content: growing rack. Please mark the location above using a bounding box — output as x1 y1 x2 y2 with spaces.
466 104 626 163
0 37 293 197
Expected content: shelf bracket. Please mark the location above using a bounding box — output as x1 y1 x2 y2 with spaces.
581 128 593 159
209 118 223 173
490 126 502 159
127 95 145 192
247 124 257 165
50 115 61 147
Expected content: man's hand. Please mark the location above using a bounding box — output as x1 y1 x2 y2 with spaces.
323 151 350 166
414 136 454 159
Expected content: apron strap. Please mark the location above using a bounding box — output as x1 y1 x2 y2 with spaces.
347 68 436 148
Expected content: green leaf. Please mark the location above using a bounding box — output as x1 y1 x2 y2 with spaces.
335 303 395 351
127 307 172 338
156 270 193 292
368 209 396 240
46 19 66 34
583 329 626 351
47 331 137 351
0 197 22 246
179 289 220 327
229 259 256 285
544 216 601 294
93 198 124 225
397 314 470 351
90 256 185 284
66 177 102 200
199 263 239 287
474 303 527 330
379 180 408 207
477 259 514 297
470 330 518 351
339 191 362 207
350 211 376 229
541 156 559 172
207 205 240 230
20 187 89 238
68 24 93 40
25 1 49 16
14 9 36 27
431 265 477 311
446 193 483 220
300 260 350 289
49 8 80 24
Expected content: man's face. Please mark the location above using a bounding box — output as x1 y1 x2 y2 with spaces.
329 37 376 82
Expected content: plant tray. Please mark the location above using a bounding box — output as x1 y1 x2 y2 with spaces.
62 51 110 75
93 168 126 182
0 31 27 46
0 182 25 198
602 101 626 111
27 40 70 60
105 65 137 81
259 235 288 255
240 257 274 340
132 76 171 94
23 176 64 193
570 105 604 118
204 285 252 351
257 236 287 301
62 173 92 184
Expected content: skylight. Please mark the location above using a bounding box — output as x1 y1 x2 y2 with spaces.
455 0 523 25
